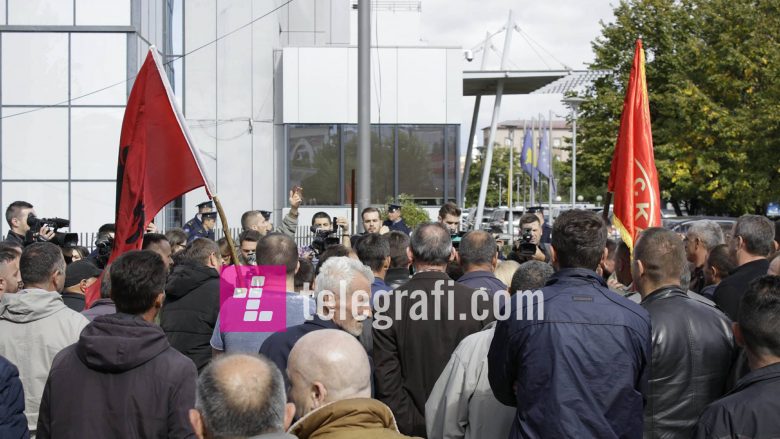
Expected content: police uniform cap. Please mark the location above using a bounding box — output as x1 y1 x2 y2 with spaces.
197 201 214 209
202 212 218 221
387 204 402 213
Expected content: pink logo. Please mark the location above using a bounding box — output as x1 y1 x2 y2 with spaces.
219 265 287 333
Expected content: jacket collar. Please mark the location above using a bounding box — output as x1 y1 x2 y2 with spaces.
731 258 769 276
639 285 686 305
459 270 497 280
410 270 451 281
288 398 399 438
547 268 607 288
730 362 780 394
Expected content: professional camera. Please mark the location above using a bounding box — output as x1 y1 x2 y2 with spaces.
517 227 538 257
26 214 78 248
451 231 467 249
310 225 340 257
94 235 114 269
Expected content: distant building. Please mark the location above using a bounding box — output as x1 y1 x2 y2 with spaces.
481 119 571 162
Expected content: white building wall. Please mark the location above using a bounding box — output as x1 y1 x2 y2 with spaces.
282 46 461 125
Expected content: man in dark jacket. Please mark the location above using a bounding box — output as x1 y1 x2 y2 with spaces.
714 214 774 320
457 230 507 296
260 256 373 387
384 231 411 290
0 355 27 438
488 210 652 439
694 275 780 438
373 222 492 436
37 250 197 438
161 238 222 371
633 228 735 438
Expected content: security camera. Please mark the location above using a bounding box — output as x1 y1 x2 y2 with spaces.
464 50 474 62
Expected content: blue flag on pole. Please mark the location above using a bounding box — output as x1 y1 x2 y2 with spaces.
520 128 538 182
538 121 557 195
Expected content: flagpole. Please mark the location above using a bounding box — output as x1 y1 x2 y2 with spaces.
530 117 536 206
212 195 241 266
548 110 553 225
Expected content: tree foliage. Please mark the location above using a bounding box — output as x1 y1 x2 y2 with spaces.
578 0 780 215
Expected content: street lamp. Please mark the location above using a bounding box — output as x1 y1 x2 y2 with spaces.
562 97 585 209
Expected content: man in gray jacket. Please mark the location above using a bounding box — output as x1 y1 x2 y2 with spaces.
426 260 554 439
0 242 89 433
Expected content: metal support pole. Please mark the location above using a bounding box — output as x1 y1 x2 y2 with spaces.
572 113 577 209
357 0 371 215
475 11 513 230
548 110 553 225
507 129 514 246
461 31 491 206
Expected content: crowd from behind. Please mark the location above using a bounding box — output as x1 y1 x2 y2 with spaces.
1 197 779 439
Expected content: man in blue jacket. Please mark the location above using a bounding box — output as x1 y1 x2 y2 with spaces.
488 209 652 438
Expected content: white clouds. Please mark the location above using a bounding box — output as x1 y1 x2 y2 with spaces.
416 0 616 153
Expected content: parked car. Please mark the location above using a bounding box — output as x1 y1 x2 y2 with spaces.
664 216 737 241
488 207 526 239
463 207 495 232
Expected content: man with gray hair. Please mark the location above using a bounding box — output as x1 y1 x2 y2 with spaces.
715 214 775 320
374 222 492 436
0 242 89 433
259 256 373 387
426 260 553 439
287 329 415 438
189 354 296 439
685 220 725 294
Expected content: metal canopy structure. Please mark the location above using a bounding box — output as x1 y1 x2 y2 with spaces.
463 69 581 96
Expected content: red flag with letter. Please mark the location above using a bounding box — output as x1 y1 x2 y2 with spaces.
85 47 214 307
607 39 661 251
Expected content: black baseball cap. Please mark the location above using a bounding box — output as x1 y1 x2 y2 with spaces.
64 260 102 289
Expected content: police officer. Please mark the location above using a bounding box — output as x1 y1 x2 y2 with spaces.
383 203 411 235
183 201 216 242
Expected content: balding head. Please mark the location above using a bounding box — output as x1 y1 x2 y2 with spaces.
287 329 371 418
191 354 293 439
459 230 498 272
410 222 452 266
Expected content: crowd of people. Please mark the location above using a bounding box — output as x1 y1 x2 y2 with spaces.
1 196 780 439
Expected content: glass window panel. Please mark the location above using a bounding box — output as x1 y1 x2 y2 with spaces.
398 125 445 205
2 33 68 105
75 0 130 26
288 125 340 205
71 33 127 105
7 0 72 25
0 1 6 25
71 107 123 179
2 108 68 179
446 125 457 201
343 125 394 204
1 182 69 238
70 182 116 234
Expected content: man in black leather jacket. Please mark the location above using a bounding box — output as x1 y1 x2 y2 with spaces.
633 228 736 439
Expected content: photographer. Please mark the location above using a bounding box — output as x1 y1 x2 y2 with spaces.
87 224 115 269
309 211 350 258
508 213 551 264
4 201 56 247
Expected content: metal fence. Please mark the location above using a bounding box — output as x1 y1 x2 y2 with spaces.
46 226 344 252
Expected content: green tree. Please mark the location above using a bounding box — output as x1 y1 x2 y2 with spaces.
577 0 780 215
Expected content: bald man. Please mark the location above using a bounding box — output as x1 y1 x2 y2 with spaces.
287 330 415 438
190 354 296 439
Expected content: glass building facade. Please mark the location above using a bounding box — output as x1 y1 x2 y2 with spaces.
0 0 172 237
288 124 459 206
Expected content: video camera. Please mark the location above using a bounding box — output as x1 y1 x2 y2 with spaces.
26 214 78 248
93 235 114 269
310 222 340 257
517 227 538 257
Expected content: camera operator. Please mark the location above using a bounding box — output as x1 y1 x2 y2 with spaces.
87 223 115 269
4 201 56 246
509 213 551 264
309 212 350 257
